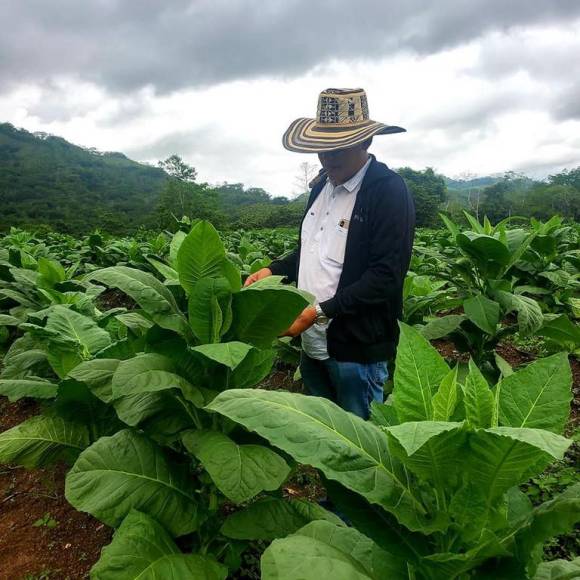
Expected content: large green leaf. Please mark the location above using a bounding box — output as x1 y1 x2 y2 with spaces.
145 256 179 282
0 335 48 379
261 520 406 580
456 233 510 277
537 314 580 351
53 380 122 442
37 257 66 286
115 312 154 334
169 230 187 267
111 353 203 406
67 358 120 403
0 314 21 326
208 389 432 532
182 430 290 503
420 315 466 341
325 481 428 562
0 377 58 402
221 496 344 540
65 429 200 536
46 345 83 379
495 291 544 336
113 391 194 438
228 286 309 349
45 305 112 355
87 266 190 337
386 421 465 486
188 277 232 343
513 484 580 575
432 367 459 422
176 221 228 293
462 359 494 429
467 427 571 501
499 353 572 434
228 347 276 389
463 294 500 336
191 341 253 370
420 529 511 579
0 287 36 308
392 323 449 422
91 510 227 580
533 558 580 580
0 416 89 468
369 402 399 427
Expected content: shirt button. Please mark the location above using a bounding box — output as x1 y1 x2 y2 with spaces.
320 227 323 231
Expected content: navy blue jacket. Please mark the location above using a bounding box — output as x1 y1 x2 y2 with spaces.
270 155 415 362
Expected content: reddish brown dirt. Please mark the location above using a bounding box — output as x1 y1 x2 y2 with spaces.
0 398 112 579
0 398 40 432
431 338 470 363
495 342 536 368
259 367 304 393
96 288 136 311
283 466 325 503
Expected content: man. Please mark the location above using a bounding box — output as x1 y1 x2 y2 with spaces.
245 88 415 419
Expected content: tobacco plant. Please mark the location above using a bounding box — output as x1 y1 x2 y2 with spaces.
209 323 579 579
417 213 549 377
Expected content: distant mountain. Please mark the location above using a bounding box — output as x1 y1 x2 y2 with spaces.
444 176 501 190
0 123 168 233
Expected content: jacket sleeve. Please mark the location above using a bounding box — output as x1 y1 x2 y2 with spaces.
320 175 415 318
269 249 298 283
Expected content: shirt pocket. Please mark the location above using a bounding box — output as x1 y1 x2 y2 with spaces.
324 223 349 264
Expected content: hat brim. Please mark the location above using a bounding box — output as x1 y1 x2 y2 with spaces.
282 117 406 153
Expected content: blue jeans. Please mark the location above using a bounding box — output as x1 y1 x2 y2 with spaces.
300 354 388 419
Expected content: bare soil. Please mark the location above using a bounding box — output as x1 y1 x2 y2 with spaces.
0 398 112 580
96 288 136 311
431 338 470 363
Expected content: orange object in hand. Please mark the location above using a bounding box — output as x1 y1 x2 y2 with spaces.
243 267 272 287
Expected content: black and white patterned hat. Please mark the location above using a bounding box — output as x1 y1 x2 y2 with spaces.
282 88 405 153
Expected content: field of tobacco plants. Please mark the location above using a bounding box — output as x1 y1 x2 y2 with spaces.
0 213 578 579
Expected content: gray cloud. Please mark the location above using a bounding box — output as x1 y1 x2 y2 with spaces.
552 82 580 121
124 127 216 162
2 0 580 94
414 89 531 133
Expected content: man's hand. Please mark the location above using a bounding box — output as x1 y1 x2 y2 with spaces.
243 267 272 287
281 306 317 337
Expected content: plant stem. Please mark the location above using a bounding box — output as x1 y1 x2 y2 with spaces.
176 394 203 430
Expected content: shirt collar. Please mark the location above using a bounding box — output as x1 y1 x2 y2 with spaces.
336 155 372 193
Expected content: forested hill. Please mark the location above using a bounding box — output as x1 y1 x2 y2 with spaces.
0 123 168 232
1 122 578 234
0 123 306 234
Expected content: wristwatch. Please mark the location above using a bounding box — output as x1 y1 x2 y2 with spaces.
314 304 330 325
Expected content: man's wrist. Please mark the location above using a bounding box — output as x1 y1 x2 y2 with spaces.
314 304 330 325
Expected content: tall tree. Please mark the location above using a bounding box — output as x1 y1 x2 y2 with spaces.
158 154 197 182
398 167 447 227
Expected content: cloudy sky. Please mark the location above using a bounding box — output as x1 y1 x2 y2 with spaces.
1 0 579 197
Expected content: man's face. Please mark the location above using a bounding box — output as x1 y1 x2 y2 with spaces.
318 145 366 185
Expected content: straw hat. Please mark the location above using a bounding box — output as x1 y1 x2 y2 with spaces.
282 88 405 153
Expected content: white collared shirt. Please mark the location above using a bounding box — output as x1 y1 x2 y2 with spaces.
298 156 372 359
